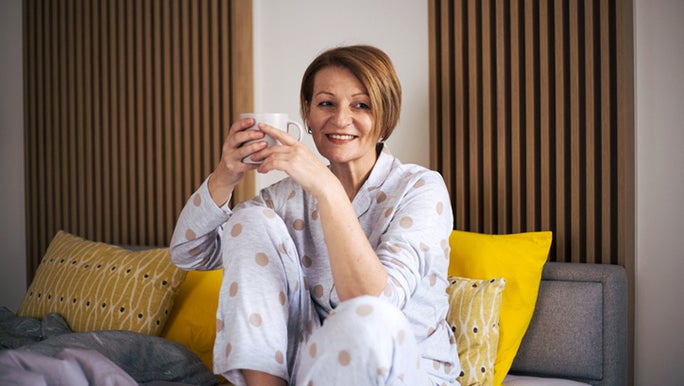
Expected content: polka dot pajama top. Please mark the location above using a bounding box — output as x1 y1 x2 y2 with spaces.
170 147 461 385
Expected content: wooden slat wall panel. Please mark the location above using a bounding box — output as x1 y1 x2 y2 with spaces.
428 0 634 266
430 4 635 378
23 0 253 281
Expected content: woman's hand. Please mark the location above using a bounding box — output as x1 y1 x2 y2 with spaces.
252 123 339 197
208 118 269 206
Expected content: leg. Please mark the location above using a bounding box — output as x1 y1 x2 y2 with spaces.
213 206 317 386
243 370 287 386
294 296 433 386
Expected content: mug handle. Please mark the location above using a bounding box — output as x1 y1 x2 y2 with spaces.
287 121 304 141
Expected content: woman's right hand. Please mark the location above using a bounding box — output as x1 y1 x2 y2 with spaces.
207 117 268 206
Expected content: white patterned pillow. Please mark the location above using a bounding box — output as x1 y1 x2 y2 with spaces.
17 231 186 336
446 276 505 386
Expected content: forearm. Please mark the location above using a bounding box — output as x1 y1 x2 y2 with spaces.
316 182 388 301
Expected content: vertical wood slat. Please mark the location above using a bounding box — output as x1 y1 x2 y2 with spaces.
553 0 567 261
454 1 466 231
539 0 552 235
428 0 634 266
510 0 522 233
524 0 537 232
161 0 173 244
584 0 596 262
467 0 480 232
226 0 254 198
495 1 508 234
23 0 254 281
44 1 53 257
569 0 581 262
83 0 94 241
153 0 163 244
481 0 494 233
600 0 613 263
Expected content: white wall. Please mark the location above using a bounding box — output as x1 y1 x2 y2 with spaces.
252 0 429 190
634 0 684 384
0 0 26 312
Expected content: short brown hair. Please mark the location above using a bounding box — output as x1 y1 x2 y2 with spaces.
300 45 402 141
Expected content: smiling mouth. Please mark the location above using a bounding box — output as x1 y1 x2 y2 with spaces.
327 134 356 140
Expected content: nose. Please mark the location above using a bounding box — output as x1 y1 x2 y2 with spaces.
332 106 352 128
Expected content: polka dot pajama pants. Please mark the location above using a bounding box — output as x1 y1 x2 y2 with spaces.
214 206 434 386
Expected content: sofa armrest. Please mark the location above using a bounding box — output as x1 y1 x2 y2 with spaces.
509 262 627 386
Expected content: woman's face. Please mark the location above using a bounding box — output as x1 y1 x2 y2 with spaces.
306 66 380 172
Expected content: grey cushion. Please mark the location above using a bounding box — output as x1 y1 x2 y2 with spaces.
510 262 627 386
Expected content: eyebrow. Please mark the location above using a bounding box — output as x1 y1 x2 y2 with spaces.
314 91 369 98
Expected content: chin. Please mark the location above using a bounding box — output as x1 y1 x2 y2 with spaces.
323 154 352 165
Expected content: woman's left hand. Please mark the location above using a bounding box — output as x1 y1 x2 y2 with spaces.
253 123 338 196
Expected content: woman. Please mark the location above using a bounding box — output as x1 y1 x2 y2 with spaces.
170 45 460 386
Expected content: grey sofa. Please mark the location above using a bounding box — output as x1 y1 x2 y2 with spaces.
509 262 628 386
127 245 628 385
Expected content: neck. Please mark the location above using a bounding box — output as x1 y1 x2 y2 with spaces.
330 143 383 201
335 169 370 201
330 158 376 201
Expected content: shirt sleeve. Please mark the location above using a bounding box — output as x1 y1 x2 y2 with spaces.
375 169 453 309
169 178 232 270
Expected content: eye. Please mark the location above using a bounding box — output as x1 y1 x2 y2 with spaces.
317 100 334 107
353 102 371 110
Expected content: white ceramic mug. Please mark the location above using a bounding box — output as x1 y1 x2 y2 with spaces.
240 113 304 164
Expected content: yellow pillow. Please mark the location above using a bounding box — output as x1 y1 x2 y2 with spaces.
17 231 186 336
446 276 505 386
161 268 222 371
449 230 552 386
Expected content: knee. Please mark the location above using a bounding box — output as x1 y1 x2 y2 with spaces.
221 206 299 275
297 296 419 384
227 206 287 234
323 295 411 344
223 206 294 251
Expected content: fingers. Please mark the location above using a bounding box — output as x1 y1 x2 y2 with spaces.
232 122 304 167
217 118 267 172
229 117 255 135
223 117 270 163
227 118 264 148
255 144 331 196
250 130 303 164
258 123 299 146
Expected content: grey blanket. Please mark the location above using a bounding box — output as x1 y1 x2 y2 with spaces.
0 307 219 386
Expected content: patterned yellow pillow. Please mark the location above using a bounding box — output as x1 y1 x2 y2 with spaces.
446 276 505 386
17 231 186 336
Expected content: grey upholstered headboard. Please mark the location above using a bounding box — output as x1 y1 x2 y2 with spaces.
510 262 628 386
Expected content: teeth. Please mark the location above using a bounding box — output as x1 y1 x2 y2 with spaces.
329 134 355 140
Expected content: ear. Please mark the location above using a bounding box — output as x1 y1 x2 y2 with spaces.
303 100 311 118
303 102 312 132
